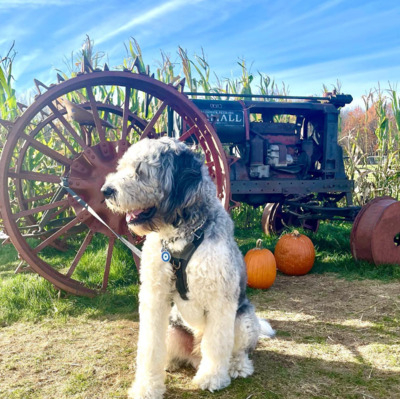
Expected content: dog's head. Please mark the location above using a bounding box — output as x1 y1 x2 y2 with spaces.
101 138 205 235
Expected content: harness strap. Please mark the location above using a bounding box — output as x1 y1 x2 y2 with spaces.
59 177 142 258
169 229 205 300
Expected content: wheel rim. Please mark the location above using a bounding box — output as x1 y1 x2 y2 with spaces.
262 202 319 235
0 71 230 296
350 196 400 265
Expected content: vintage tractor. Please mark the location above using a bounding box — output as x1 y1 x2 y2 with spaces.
187 92 357 234
0 63 398 296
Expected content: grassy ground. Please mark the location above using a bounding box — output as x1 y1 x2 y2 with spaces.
0 221 399 398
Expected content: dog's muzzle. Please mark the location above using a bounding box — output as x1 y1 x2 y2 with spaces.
101 186 116 199
126 207 157 225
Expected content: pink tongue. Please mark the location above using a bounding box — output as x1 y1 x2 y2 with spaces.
126 209 144 223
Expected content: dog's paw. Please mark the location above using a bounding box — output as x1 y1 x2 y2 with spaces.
165 359 181 372
128 380 166 399
229 354 254 379
193 370 231 392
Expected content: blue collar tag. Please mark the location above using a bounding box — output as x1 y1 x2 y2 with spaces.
161 250 171 262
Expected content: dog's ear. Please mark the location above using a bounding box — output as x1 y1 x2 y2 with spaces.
163 149 203 223
174 149 203 203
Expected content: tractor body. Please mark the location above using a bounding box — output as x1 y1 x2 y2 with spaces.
173 93 359 229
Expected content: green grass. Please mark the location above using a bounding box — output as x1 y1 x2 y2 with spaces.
0 220 399 326
0 235 139 326
235 220 400 281
1 219 399 399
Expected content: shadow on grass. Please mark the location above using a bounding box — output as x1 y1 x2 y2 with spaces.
271 317 399 354
162 349 400 399
1 221 399 327
64 287 139 320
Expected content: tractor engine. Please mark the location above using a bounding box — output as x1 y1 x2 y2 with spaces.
192 99 320 180
191 96 352 207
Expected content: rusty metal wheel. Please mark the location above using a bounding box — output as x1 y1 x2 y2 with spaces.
350 196 400 265
261 202 319 235
0 70 230 296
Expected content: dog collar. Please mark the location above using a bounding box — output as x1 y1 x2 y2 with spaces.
161 227 205 300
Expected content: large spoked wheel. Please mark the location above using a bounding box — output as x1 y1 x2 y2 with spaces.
262 202 319 235
0 70 230 296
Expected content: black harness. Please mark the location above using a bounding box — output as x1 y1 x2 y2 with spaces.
167 228 205 301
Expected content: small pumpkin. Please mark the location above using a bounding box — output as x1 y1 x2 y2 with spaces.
274 230 315 275
244 239 276 289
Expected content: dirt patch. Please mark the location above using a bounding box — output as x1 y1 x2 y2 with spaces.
1 274 399 399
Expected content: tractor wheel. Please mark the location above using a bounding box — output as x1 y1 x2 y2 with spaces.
350 196 400 265
0 69 230 296
261 202 319 235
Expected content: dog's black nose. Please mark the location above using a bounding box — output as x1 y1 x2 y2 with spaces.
102 186 116 198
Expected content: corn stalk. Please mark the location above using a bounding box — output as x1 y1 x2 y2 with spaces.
0 42 18 131
342 87 400 204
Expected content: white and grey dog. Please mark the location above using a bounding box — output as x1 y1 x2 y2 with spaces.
102 137 274 399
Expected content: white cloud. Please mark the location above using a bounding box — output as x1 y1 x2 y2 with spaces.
12 49 43 81
0 0 95 9
95 0 204 45
272 47 400 82
4 0 399 107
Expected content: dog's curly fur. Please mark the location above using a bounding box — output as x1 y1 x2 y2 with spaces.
102 137 274 399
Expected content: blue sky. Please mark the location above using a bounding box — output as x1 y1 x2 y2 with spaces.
1 0 399 107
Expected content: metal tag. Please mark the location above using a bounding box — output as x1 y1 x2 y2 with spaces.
161 250 171 262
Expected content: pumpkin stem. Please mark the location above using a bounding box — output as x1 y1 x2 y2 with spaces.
292 230 301 237
256 239 263 249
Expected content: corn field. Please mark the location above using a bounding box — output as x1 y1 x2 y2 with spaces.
0 36 399 226
340 86 400 205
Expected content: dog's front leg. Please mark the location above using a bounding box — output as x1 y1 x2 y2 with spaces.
193 300 237 392
128 259 172 399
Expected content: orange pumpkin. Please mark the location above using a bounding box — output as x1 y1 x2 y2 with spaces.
244 239 276 289
274 230 315 275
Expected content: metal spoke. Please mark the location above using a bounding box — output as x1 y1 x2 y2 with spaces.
140 101 168 139
86 126 94 146
13 199 69 220
86 86 106 142
37 187 68 229
18 115 78 158
127 233 141 271
121 86 131 140
179 125 198 142
43 203 70 222
48 103 87 149
205 161 215 168
66 230 94 277
8 170 62 184
49 121 78 155
22 192 54 204
33 214 89 253
79 125 90 146
19 132 72 166
102 237 115 291
128 123 142 137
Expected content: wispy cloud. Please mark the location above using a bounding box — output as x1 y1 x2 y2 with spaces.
287 0 345 25
272 47 400 81
12 48 43 89
95 0 204 45
3 0 399 103
0 0 95 9
0 18 30 45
